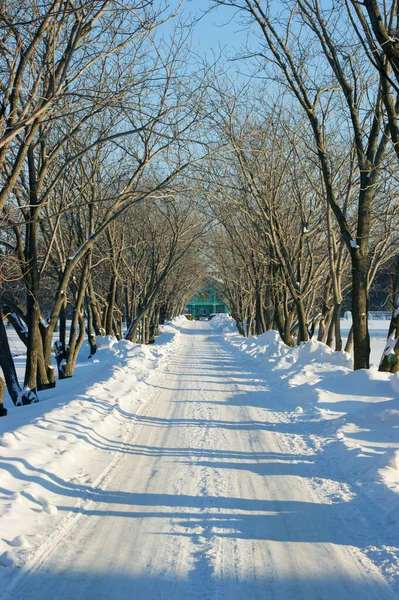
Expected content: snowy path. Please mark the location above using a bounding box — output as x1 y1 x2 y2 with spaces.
6 322 396 599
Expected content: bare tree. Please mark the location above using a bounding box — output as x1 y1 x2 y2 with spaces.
1 3 211 403
210 0 398 369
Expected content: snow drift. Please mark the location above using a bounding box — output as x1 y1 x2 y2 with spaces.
0 320 183 575
210 314 399 585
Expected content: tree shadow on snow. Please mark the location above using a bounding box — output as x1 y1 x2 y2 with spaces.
5 562 394 600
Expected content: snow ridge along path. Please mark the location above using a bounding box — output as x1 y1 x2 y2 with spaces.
1 320 397 599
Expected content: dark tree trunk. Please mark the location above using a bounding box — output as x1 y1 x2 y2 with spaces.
1 299 28 346
86 301 97 358
263 281 273 331
143 313 150 344
334 305 343 351
0 303 37 405
308 314 322 339
24 213 40 395
254 281 263 335
59 295 67 356
351 253 370 369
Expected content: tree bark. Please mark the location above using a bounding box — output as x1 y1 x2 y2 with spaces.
105 273 117 336
0 377 7 416
334 305 343 352
344 325 354 354
351 252 371 369
86 301 97 358
0 303 38 405
295 298 309 344
57 258 90 379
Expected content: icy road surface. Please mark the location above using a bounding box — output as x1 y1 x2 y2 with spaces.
6 322 396 599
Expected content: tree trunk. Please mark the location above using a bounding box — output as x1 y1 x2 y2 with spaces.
344 325 354 354
24 276 40 394
58 259 90 379
86 301 97 358
326 304 342 349
153 305 161 338
274 297 285 338
0 303 38 405
62 313 86 378
105 273 117 336
0 376 7 416
87 279 104 335
318 302 333 343
1 299 28 346
113 315 122 340
334 305 343 352
351 253 370 369
59 294 67 357
255 287 263 335
295 298 309 344
55 259 89 378
264 281 273 331
308 314 322 339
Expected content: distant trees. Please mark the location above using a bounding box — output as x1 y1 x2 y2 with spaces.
2 0 399 411
206 94 352 346
209 0 399 370
0 1 209 406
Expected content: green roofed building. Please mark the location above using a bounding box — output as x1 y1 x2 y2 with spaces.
185 282 229 319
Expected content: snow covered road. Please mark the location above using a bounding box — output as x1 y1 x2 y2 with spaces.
4 322 397 599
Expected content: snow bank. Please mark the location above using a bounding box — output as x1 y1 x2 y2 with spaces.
212 315 399 547
0 320 182 576
210 315 353 376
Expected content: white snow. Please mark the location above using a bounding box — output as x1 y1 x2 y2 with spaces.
0 315 398 598
392 373 399 395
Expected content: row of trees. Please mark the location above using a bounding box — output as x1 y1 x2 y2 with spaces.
1 193 205 405
1 0 399 414
0 0 209 408
205 0 399 372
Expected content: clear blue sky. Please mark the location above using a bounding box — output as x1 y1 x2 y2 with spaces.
165 1 250 59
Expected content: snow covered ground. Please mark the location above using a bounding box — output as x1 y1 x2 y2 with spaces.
211 315 399 592
0 323 183 590
0 316 398 599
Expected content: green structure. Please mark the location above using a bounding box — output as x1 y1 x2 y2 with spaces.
185 283 229 319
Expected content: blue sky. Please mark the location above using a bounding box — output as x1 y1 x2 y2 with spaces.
165 1 249 58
